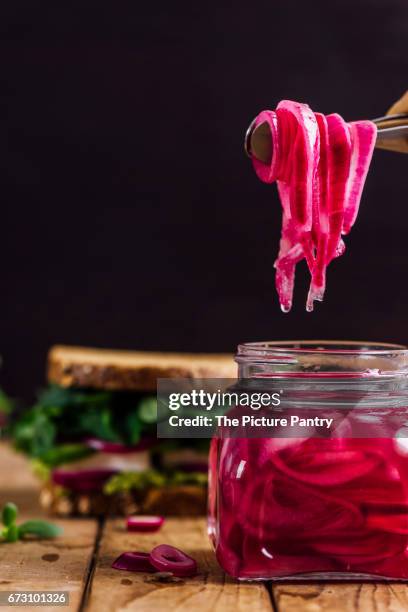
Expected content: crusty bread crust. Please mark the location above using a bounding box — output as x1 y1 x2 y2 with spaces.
48 345 236 391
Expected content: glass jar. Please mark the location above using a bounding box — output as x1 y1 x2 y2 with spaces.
208 341 408 581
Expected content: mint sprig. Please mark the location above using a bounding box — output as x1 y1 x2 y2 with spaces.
1 502 63 543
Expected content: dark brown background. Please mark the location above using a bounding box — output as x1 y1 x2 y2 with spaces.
1 0 407 399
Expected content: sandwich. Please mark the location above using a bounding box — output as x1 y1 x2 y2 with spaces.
13 345 236 516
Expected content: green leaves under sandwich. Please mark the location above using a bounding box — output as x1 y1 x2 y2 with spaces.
12 385 158 466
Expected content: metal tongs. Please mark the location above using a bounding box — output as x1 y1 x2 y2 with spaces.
245 113 408 164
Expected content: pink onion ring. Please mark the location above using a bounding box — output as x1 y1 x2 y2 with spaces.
149 544 197 577
112 551 155 572
127 515 164 533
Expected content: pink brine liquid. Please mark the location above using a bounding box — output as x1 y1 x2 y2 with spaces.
209 425 408 580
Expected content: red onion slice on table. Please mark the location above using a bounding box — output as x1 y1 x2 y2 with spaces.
112 551 155 572
127 515 164 533
149 544 197 577
85 437 156 453
52 468 117 491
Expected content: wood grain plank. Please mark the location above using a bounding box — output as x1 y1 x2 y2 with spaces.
0 518 97 612
87 517 273 612
273 583 408 612
5 440 408 612
0 442 98 612
0 441 41 514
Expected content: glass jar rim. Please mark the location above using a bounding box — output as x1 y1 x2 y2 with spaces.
236 341 408 378
237 340 408 358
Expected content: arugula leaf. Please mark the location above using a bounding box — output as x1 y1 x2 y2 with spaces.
39 385 111 410
13 385 159 460
79 407 119 442
39 443 93 468
124 410 142 445
13 408 57 458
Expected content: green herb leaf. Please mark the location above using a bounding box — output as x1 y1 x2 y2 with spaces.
18 520 63 539
39 443 93 468
30 459 51 481
169 471 208 486
4 524 19 542
79 407 119 442
0 389 13 414
103 468 208 495
124 411 142 445
12 385 161 461
39 385 111 410
137 397 157 424
12 407 57 458
104 470 166 495
2 502 18 527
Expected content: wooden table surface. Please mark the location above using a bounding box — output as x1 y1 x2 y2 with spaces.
0 442 407 612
